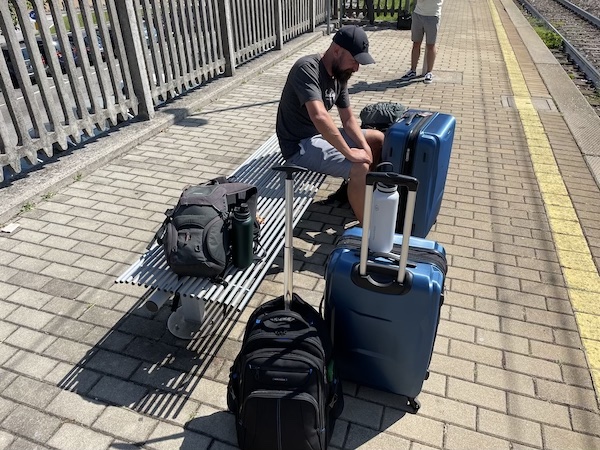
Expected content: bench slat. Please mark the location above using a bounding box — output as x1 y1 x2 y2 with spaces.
116 135 327 311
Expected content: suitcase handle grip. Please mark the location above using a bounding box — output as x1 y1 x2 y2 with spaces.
361 172 418 283
273 165 307 179
365 172 418 191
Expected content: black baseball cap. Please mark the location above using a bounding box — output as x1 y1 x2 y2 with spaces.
332 25 375 65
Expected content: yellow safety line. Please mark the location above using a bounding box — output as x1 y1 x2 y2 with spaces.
488 0 600 399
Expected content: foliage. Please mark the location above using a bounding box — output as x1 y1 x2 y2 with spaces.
8 1 51 27
533 25 562 49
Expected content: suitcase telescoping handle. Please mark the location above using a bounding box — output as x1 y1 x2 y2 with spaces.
361 172 419 283
273 165 307 310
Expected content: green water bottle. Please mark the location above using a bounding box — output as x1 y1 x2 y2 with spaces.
232 203 253 269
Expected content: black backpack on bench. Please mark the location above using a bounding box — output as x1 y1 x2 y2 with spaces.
152 177 259 279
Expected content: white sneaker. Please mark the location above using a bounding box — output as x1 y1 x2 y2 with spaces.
400 69 417 81
424 72 433 84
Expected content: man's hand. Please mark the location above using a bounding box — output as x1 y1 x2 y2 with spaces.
347 147 373 165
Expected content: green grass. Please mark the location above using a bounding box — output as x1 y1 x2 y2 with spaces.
20 202 35 213
528 18 562 49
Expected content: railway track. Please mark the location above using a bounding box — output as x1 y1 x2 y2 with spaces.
515 0 600 99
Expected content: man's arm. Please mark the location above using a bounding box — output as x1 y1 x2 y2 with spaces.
338 106 371 152
305 100 372 164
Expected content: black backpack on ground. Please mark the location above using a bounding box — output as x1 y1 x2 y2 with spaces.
152 177 259 279
360 101 407 131
227 166 343 450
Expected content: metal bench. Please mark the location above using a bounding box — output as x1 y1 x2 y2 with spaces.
116 134 327 339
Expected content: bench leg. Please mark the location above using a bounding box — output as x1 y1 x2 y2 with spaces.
167 293 206 339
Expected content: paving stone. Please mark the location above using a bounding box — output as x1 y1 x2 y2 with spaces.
5 350 59 379
89 375 148 408
536 379 600 411
0 431 15 450
417 392 477 429
504 352 563 381
500 317 554 342
445 424 511 450
5 288 53 310
3 327 56 353
47 422 113 450
428 353 475 382
85 349 141 379
145 421 211 450
0 343 17 365
507 393 571 428
449 339 503 367
450 307 500 331
345 424 411 450
187 377 229 411
543 425 600 450
2 374 61 408
43 317 95 341
447 377 506 412
45 362 102 394
529 340 589 367
475 328 529 354
1 404 62 443
478 408 543 447
8 256 52 275
6 306 52 329
0 368 18 393
93 405 159 443
41 296 89 318
39 278 87 299
0 397 18 423
46 390 106 426
382 408 445 448
475 364 536 396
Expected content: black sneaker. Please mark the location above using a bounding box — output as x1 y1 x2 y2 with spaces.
320 180 349 206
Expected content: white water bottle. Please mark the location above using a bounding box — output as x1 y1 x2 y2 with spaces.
369 182 399 253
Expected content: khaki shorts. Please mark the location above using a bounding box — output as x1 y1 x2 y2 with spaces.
411 12 440 45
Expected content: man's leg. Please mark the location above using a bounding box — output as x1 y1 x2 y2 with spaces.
425 43 436 73
411 41 421 72
365 129 384 169
347 161 371 224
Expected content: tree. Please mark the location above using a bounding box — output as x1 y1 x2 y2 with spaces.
8 0 51 27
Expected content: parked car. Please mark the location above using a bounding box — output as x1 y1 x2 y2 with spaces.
36 36 79 75
1 42 40 88
68 31 106 64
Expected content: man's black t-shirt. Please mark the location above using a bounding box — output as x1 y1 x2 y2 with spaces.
276 54 350 159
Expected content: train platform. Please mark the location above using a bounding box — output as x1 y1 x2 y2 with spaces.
0 0 599 448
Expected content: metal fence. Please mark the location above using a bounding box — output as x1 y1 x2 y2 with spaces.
0 0 338 183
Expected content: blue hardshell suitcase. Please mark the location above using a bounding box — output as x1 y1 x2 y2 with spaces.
382 109 455 238
324 173 447 414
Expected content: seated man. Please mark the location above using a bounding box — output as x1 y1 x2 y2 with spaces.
275 25 384 224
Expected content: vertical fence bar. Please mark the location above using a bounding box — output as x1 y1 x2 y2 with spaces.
114 1 154 119
275 0 283 49
217 0 236 76
310 0 316 31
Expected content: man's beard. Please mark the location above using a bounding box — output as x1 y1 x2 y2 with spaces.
332 60 353 84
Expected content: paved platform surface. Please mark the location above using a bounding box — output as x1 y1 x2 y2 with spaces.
1 0 600 448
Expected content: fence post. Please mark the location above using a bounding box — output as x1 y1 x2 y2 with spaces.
114 2 154 120
367 0 374 24
217 0 236 77
310 0 316 31
275 0 283 50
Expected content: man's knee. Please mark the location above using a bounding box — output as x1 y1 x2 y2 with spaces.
349 161 370 180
